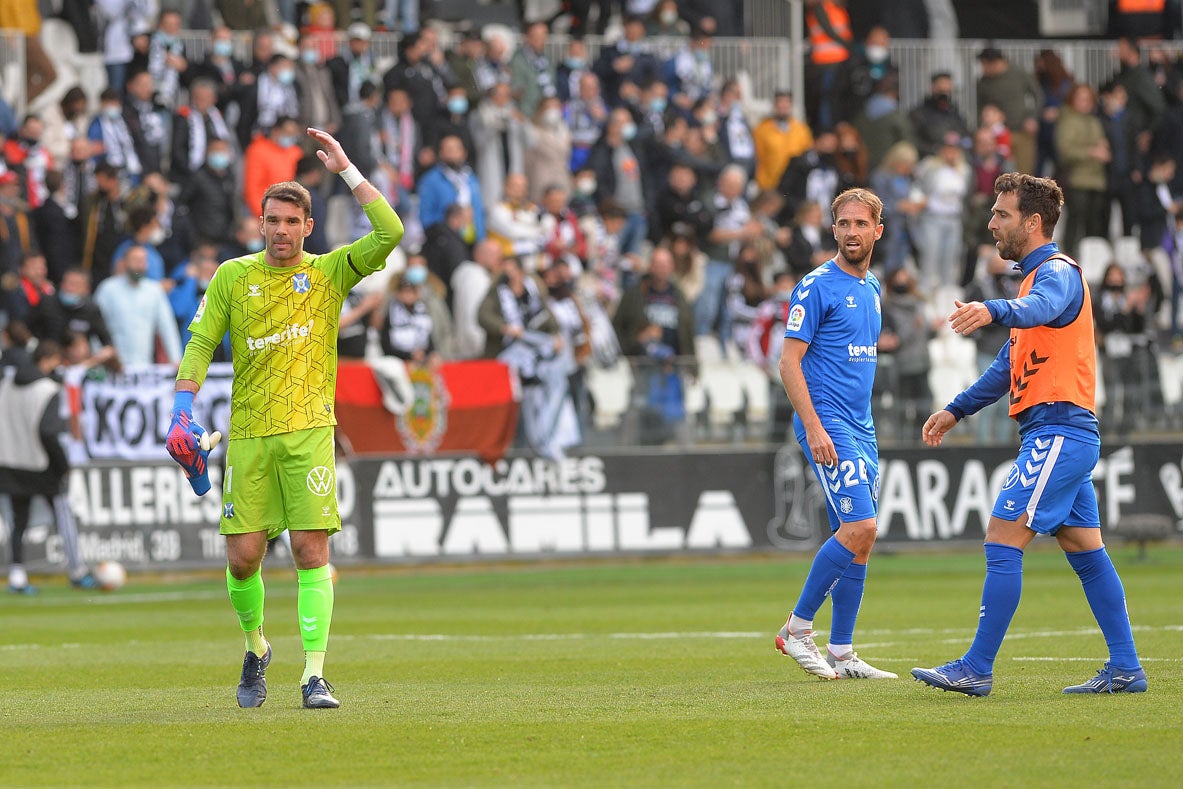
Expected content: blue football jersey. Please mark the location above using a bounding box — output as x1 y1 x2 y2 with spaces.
783 260 882 440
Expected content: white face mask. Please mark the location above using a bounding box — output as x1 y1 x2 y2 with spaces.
542 107 562 126
147 227 167 246
865 44 889 64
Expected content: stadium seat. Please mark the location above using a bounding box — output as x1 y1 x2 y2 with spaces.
325 195 355 250
735 359 772 424
1157 352 1183 410
1076 236 1112 286
694 334 724 363
1112 236 1142 268
700 360 744 432
585 357 634 431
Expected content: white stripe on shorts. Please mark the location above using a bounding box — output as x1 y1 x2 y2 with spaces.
1025 435 1065 527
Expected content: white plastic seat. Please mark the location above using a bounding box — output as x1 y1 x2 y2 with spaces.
1076 236 1113 287
585 357 633 430
694 334 724 363
700 361 744 428
325 195 356 251
735 359 772 423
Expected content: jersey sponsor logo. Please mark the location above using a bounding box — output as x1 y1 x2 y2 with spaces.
292 273 311 294
245 319 316 351
786 304 806 331
192 295 207 324
306 466 335 496
223 502 234 518
847 343 877 360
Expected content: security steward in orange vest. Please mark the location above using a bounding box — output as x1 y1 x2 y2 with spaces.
913 172 1146 697
805 0 854 130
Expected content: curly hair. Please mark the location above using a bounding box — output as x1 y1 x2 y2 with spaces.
994 173 1063 234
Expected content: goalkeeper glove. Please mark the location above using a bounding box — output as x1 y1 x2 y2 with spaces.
165 391 222 496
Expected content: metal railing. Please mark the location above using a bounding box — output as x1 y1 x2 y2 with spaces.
177 30 792 102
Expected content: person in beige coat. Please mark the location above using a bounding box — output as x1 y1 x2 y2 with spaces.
1055 83 1110 257
524 96 572 205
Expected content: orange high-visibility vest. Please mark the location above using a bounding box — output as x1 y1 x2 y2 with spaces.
1117 0 1166 13
807 1 852 66
1008 256 1096 417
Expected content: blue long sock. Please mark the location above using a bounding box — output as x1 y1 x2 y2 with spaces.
1065 547 1141 670
792 536 856 621
963 543 1024 675
829 562 867 646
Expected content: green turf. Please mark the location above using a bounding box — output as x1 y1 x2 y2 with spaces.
2 546 1181 788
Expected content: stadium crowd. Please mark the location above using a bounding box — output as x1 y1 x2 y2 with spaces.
1 0 1182 458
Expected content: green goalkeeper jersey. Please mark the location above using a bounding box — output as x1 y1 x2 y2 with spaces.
178 197 403 439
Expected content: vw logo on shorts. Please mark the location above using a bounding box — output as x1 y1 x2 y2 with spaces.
306 466 334 496
1002 463 1020 490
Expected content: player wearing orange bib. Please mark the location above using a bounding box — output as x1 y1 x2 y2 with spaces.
913 174 1145 696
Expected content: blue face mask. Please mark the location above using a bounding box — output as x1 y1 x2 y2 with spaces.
207 152 231 170
649 97 667 113
247 238 265 252
276 68 295 85
301 49 319 65
59 292 83 307
405 266 428 286
277 134 298 148
447 97 469 115
621 122 638 141
213 40 233 58
565 57 585 69
103 106 122 120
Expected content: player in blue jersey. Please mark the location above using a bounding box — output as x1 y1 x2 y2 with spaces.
912 173 1145 696
773 188 898 681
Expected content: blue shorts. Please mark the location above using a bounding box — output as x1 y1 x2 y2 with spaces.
795 426 880 532
993 430 1101 534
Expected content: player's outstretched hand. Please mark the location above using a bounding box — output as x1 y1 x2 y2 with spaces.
948 299 993 337
921 409 958 447
166 393 221 496
307 127 348 174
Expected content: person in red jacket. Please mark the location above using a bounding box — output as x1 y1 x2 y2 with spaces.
242 117 303 217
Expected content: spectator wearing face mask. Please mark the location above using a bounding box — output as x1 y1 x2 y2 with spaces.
180 139 238 247
243 117 304 218
220 216 266 261
110 204 168 281
471 82 527 213
240 55 300 145
167 244 224 352
836 26 895 126
908 71 972 159
122 69 169 177
27 267 117 368
88 89 143 186
93 243 181 365
525 97 572 205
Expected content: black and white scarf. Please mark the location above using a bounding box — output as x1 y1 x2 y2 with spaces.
187 107 232 173
441 164 474 208
256 73 297 132
98 114 142 175
386 299 433 355
497 275 543 330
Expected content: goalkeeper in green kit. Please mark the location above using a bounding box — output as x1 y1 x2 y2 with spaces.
166 127 403 708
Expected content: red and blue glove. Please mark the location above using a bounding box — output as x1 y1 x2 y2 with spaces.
165 391 221 496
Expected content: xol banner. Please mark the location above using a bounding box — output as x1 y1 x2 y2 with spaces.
6 443 1180 571
78 363 233 461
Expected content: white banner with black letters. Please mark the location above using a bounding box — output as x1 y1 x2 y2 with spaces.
80 363 233 460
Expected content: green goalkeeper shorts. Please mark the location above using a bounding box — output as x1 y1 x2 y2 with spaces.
220 426 341 538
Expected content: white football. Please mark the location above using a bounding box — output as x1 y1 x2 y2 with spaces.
94 561 127 591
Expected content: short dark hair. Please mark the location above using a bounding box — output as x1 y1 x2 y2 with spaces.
994 172 1063 235
33 339 62 365
261 181 312 219
94 161 120 180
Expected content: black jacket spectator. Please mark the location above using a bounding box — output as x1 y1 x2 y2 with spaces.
422 211 471 299
28 291 113 348
179 161 238 246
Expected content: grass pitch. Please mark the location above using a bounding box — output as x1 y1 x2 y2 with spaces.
2 546 1181 787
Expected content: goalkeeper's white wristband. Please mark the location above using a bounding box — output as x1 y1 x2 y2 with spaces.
339 163 365 190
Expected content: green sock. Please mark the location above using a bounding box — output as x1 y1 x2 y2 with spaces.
226 567 267 657
297 565 334 683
